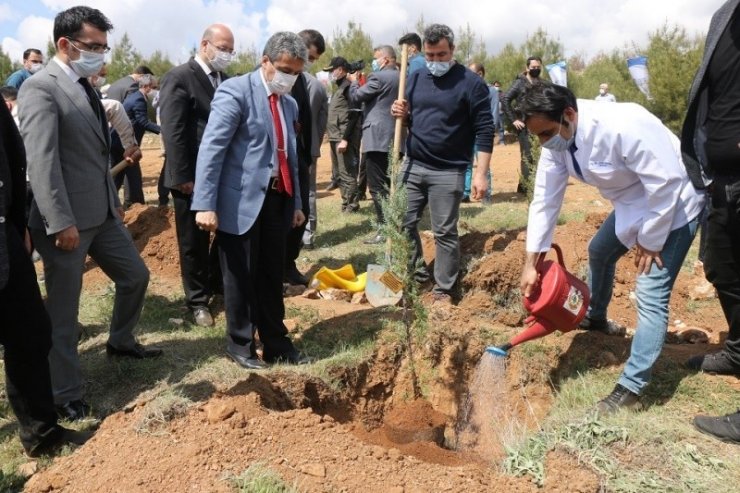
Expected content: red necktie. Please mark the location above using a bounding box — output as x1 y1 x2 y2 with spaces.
268 93 293 196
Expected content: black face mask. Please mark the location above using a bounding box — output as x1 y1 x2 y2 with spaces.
529 68 541 78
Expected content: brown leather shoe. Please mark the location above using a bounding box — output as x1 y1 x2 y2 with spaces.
106 342 163 359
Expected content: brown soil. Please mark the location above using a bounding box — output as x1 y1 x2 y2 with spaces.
23 140 726 493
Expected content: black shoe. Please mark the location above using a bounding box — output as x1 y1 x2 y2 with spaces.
285 265 309 286
302 242 316 250
265 349 311 365
461 196 470 203
596 384 642 415
516 183 526 195
192 306 214 327
106 342 163 359
579 316 626 336
363 234 385 245
693 411 740 444
225 348 268 370
55 399 91 421
325 182 339 191
686 351 740 375
25 426 94 457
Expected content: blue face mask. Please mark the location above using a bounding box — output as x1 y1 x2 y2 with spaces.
541 116 575 152
371 59 381 72
426 61 452 77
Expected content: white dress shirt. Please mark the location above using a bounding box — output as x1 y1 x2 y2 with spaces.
259 69 288 179
526 99 705 253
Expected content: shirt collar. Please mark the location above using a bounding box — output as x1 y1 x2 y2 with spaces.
259 67 276 97
53 56 80 83
194 54 214 76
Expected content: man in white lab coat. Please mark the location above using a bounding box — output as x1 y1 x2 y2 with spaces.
501 82 705 415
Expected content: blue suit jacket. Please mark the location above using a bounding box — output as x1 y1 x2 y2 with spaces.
191 69 301 235
122 90 160 144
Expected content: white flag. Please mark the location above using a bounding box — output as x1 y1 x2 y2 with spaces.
546 61 567 87
627 56 652 100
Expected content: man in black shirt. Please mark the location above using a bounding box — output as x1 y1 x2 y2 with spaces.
681 0 740 444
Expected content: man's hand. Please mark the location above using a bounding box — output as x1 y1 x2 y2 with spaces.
391 99 409 119
293 210 306 228
337 139 348 154
513 119 526 131
471 169 489 201
55 225 80 251
634 242 663 275
347 72 358 83
24 228 32 254
123 145 142 163
520 252 543 298
195 211 218 232
177 181 194 195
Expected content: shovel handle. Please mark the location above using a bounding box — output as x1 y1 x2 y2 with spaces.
110 159 130 178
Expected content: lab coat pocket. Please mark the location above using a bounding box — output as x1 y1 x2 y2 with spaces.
586 162 616 183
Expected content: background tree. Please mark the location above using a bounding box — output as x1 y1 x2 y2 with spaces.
45 38 56 60
643 23 704 134
0 47 13 82
327 21 374 70
568 50 643 103
456 23 487 67
226 46 260 76
107 33 143 82
142 50 174 79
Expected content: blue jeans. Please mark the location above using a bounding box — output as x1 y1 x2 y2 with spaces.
463 164 491 199
586 211 699 394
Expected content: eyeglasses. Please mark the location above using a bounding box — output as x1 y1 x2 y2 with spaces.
67 37 110 54
207 41 235 56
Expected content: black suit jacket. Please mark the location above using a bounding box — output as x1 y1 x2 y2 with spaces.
0 102 27 288
291 73 313 166
159 58 226 188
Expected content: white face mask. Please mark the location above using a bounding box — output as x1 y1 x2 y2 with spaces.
28 62 43 74
92 76 106 88
268 69 298 95
599 89 606 95
426 60 452 77
208 44 234 72
69 46 105 78
303 60 313 71
147 89 159 101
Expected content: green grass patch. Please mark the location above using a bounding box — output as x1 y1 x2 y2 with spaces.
232 462 298 493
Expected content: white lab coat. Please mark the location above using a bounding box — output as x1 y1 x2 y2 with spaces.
526 100 705 253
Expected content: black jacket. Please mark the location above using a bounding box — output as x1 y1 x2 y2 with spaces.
0 102 27 288
291 73 313 166
501 74 532 126
159 58 226 188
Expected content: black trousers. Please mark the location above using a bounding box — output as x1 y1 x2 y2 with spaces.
365 151 390 225
358 152 368 197
217 190 295 361
157 163 170 206
285 156 311 268
172 189 221 308
704 175 740 365
0 226 60 453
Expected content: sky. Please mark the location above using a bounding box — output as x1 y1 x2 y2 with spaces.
0 0 726 65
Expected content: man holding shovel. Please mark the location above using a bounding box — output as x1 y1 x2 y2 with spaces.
391 23 494 305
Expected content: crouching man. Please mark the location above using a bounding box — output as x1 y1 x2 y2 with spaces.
502 82 704 414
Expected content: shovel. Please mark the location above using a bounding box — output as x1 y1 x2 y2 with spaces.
110 159 132 177
366 44 408 308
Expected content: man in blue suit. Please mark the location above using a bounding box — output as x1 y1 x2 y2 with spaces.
113 74 160 206
192 32 309 369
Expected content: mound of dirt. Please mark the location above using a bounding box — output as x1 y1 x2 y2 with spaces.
124 204 182 280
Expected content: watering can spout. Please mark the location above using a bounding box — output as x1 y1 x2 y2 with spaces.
485 343 512 357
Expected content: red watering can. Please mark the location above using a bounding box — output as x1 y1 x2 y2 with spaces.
486 244 590 357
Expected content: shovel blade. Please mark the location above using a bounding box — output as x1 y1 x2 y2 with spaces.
366 264 403 307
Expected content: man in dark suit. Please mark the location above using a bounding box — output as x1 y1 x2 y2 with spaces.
349 45 400 244
106 65 153 103
682 0 740 443
111 74 160 207
192 31 309 369
159 24 234 327
283 29 326 286
0 101 91 456
18 6 160 422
